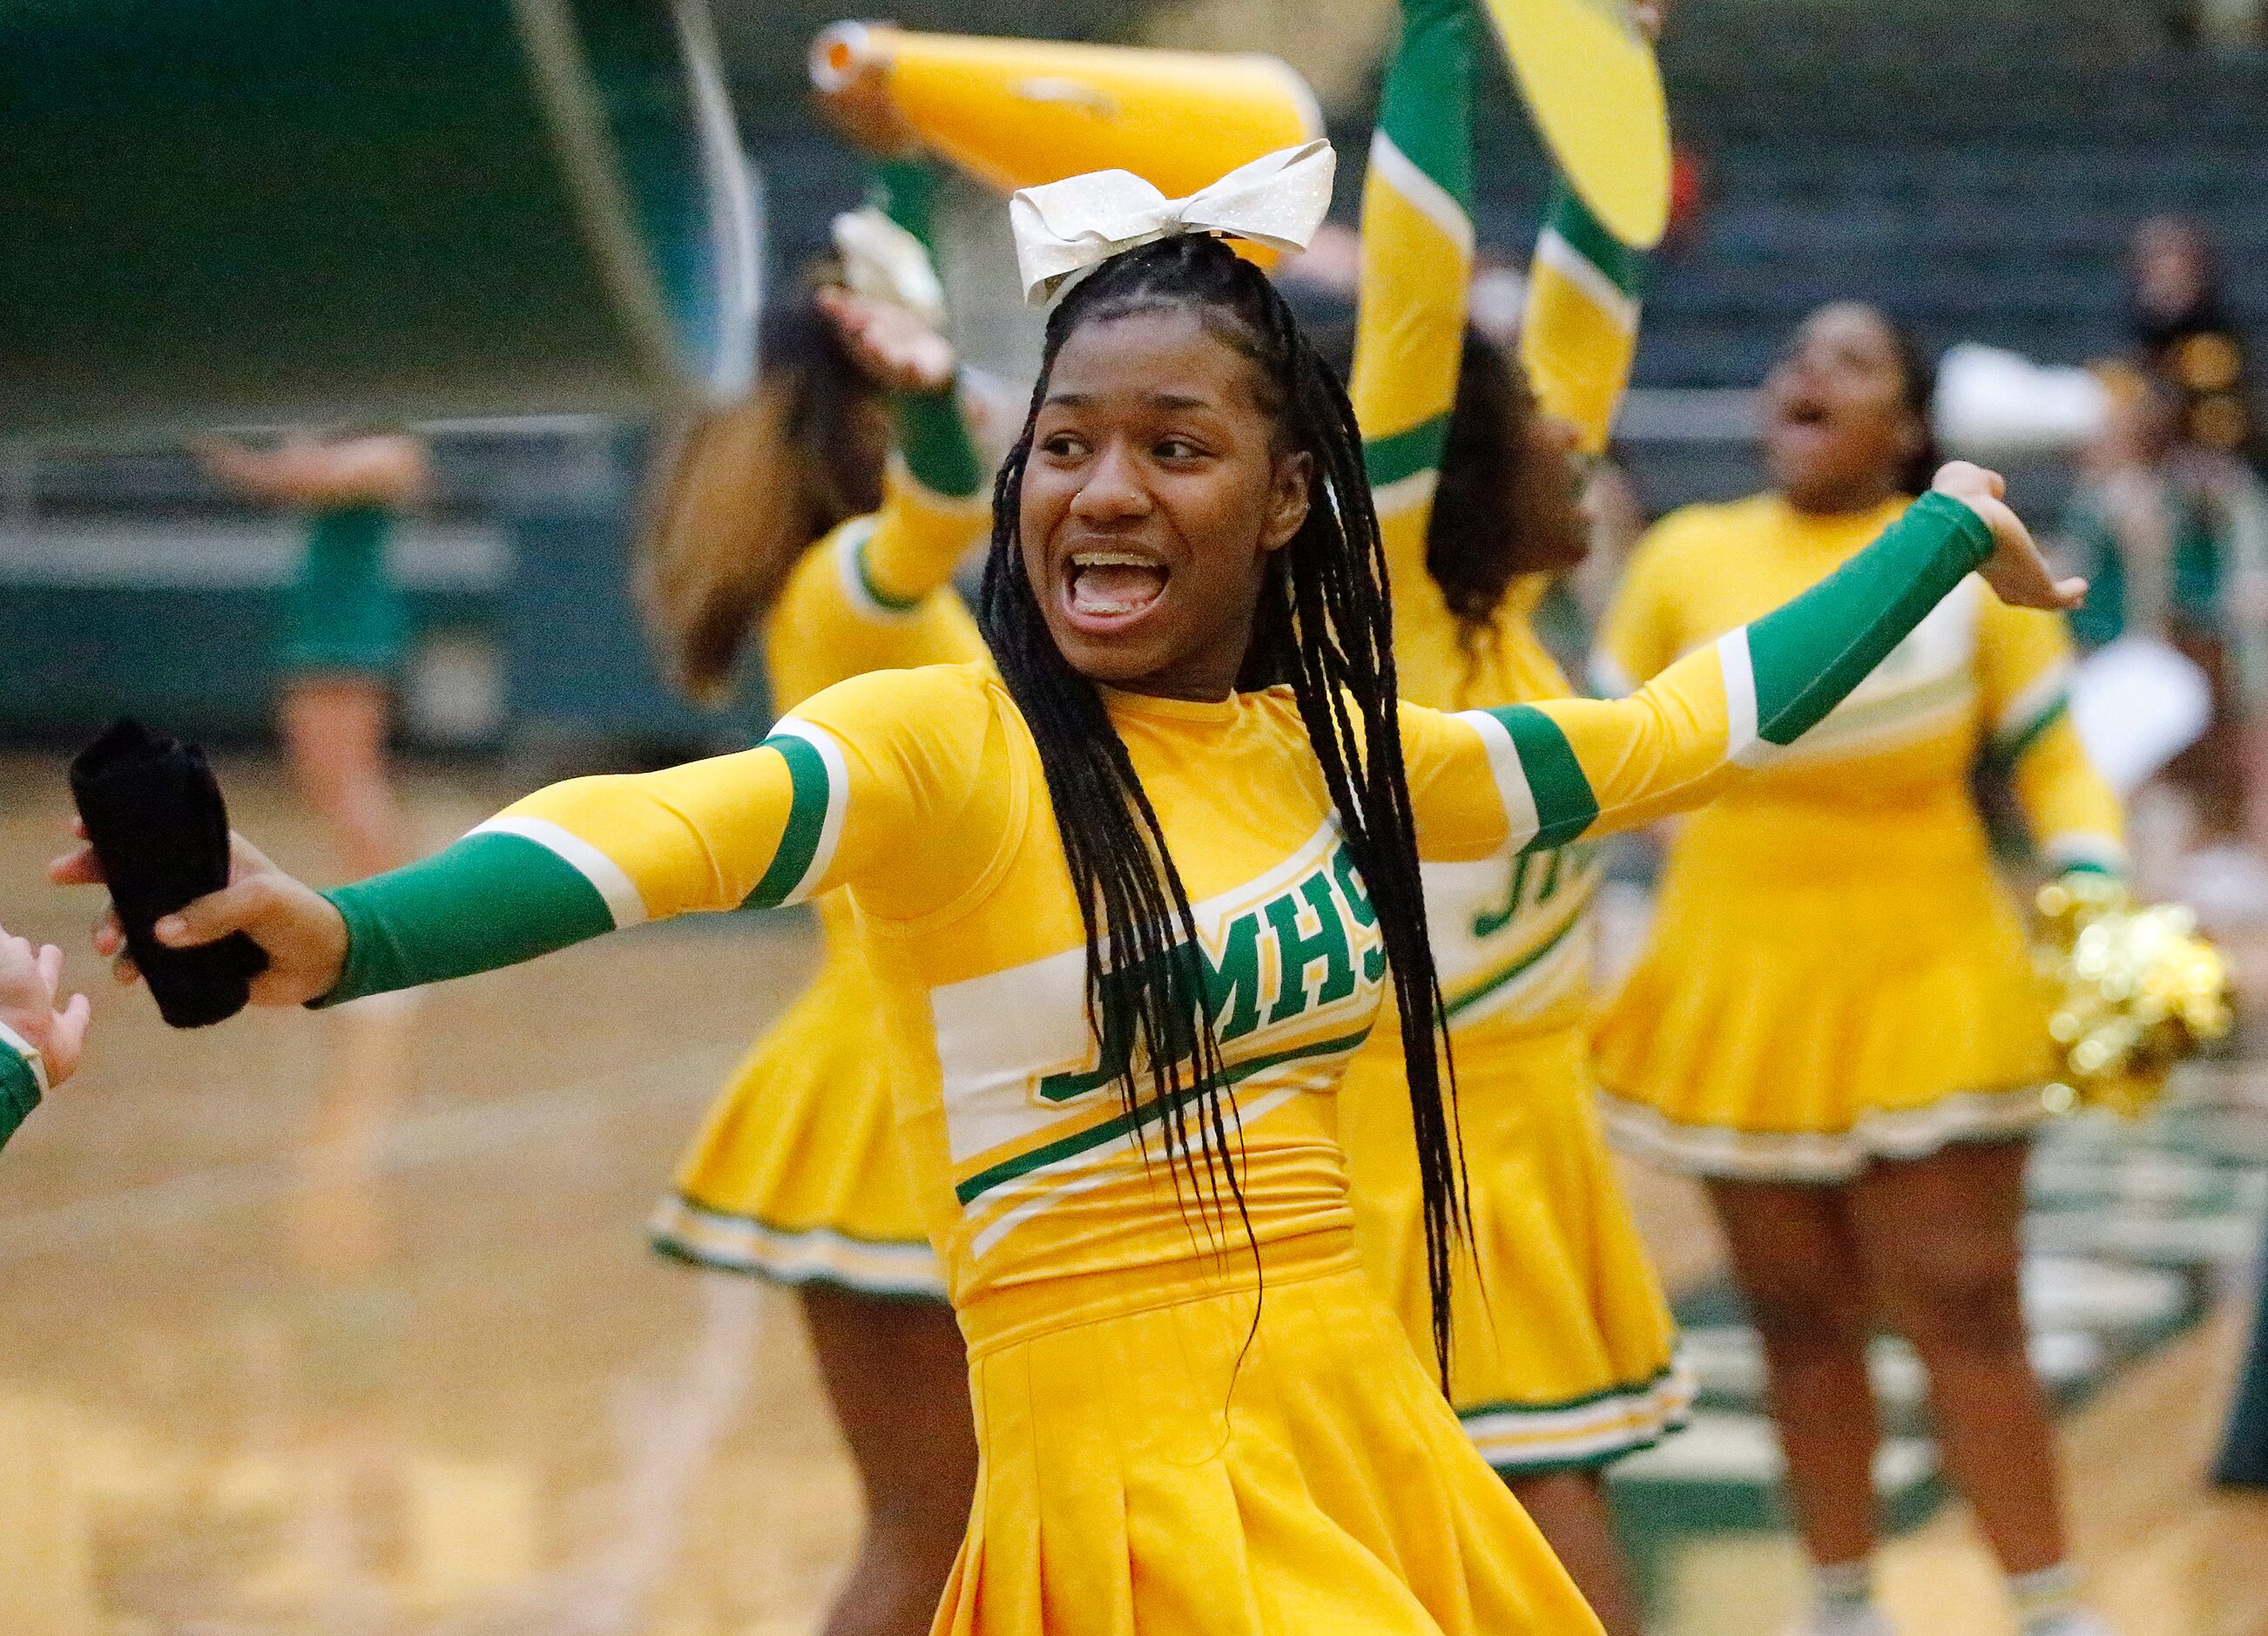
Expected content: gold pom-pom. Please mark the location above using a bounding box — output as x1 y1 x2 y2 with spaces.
2033 873 2234 1117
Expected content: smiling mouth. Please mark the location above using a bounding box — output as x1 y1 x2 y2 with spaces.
1064 551 1169 622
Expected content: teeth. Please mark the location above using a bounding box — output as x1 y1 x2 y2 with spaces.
1070 551 1159 569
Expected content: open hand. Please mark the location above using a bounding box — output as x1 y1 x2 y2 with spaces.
0 932 91 1087
51 826 349 1008
1932 461 2088 612
816 285 956 395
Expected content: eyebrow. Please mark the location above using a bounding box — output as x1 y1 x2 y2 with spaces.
1041 389 1219 412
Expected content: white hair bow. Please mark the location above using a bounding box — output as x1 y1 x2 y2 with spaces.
1009 139 1337 306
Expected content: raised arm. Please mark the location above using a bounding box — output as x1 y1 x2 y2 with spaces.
819 158 989 613
1520 179 1646 458
1348 0 1476 600
1978 598 2127 875
1407 482 2071 856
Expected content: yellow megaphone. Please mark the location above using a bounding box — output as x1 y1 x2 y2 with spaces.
810 24 1322 204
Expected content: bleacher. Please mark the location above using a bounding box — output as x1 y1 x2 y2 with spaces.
12 1 2268 743
1572 0 2268 510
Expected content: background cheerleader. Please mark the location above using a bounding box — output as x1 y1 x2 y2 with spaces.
1333 1 1677 1627
638 152 992 1636
1592 300 2125 1636
197 431 431 883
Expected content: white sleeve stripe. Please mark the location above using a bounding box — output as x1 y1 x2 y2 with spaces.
2045 832 2130 873
1370 468 1440 522
1994 661 2073 746
1454 709 1542 853
1716 628 1771 767
1532 226 1642 335
768 718 851 904
469 815 650 928
830 515 922 624
1587 650 1637 700
1367 129 1476 257
0 1018 47 1099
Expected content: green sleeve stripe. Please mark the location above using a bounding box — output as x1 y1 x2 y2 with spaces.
1747 491 1995 747
1992 665 2073 760
318 829 621 1006
1542 179 1646 303
2046 834 2129 876
834 516 922 618
1365 414 1450 490
1494 706 1602 849
1374 0 1475 215
743 724 847 909
894 383 984 501
871 158 941 248
1460 706 1601 852
1998 693 2069 762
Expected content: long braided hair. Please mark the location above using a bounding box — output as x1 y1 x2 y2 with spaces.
979 233 1468 1372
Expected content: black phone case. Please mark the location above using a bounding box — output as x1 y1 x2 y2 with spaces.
69 718 267 1028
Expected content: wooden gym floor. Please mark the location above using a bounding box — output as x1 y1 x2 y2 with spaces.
1 750 2264 1636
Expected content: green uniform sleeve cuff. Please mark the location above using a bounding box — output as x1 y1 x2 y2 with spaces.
871 158 942 249
894 383 984 501
1746 490 1995 747
314 829 620 1007
0 1033 44 1152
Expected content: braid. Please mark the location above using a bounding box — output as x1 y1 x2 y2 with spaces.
981 234 1468 1375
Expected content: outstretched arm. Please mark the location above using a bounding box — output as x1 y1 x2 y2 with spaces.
1407 470 2087 857
55 672 1007 1010
0 931 89 1150
198 434 430 510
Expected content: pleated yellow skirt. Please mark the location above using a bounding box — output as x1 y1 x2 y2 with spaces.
1595 807 2052 1183
936 1234 1604 1636
651 914 944 1299
1341 1024 1689 1475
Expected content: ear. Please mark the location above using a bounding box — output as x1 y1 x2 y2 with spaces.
1260 450 1313 553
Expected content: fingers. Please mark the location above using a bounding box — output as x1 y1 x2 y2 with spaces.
93 910 124 958
46 991 91 1085
111 952 141 989
49 843 105 886
36 942 63 996
154 876 271 950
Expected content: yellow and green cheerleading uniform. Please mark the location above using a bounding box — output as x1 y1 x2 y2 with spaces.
0 1024 48 1153
1592 493 2126 1181
280 503 410 679
1340 0 1684 1477
314 488 1997 1634
648 365 991 1296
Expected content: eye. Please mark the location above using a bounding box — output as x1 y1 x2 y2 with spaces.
1155 437 1206 461
1039 431 1088 460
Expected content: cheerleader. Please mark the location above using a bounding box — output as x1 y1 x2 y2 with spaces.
0 926 86 1153
1592 301 2123 1636
1336 3 1673 1626
636 163 991 1636
65 160 2077 1633
199 432 429 882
